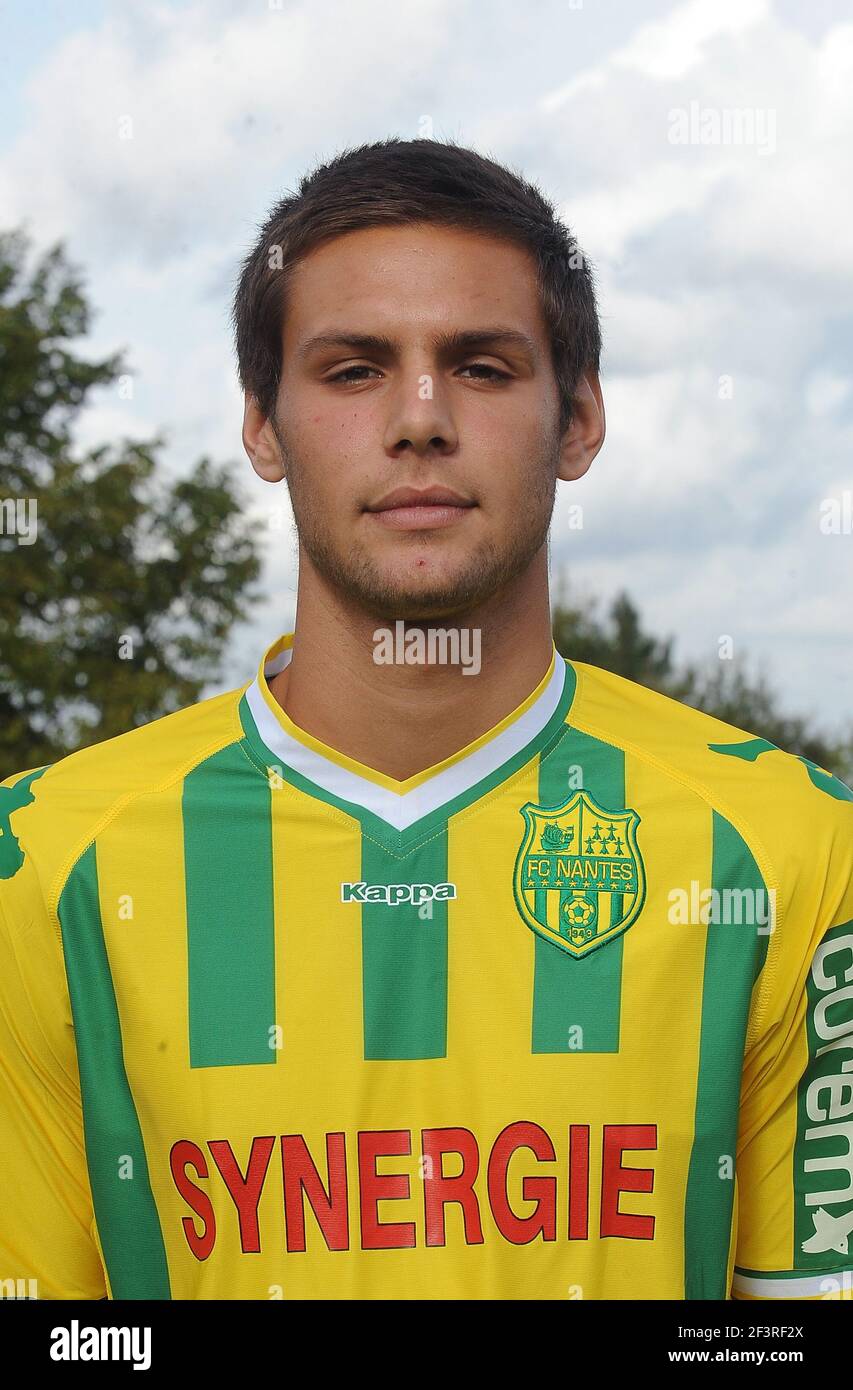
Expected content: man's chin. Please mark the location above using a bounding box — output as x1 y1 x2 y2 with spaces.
355 587 487 624
301 530 545 623
341 565 507 623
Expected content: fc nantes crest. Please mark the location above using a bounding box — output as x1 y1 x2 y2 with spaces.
514 791 645 959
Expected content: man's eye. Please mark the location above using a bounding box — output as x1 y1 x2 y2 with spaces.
326 363 510 384
459 363 511 381
328 366 380 383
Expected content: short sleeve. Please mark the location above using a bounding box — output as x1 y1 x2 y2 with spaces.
0 842 107 1299
733 781 853 1301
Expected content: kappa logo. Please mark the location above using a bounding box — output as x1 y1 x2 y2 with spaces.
341 881 457 906
514 790 645 959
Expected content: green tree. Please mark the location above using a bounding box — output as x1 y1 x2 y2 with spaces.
0 229 263 778
552 578 853 782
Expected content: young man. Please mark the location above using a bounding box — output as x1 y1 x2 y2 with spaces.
1 138 851 1302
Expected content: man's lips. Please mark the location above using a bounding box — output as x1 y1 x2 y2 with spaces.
364 487 476 532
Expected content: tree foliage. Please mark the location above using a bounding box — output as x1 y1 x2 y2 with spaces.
552 577 853 782
0 230 263 777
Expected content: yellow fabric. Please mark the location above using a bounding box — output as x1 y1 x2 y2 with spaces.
1 637 851 1300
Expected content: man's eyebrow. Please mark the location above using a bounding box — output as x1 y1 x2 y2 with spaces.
297 327 539 360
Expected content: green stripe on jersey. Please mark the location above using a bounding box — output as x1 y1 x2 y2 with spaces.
684 812 768 1299
531 726 626 1054
184 745 276 1068
58 843 171 1299
361 827 449 1059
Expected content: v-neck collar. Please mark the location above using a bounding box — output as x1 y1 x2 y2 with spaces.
238 631 576 836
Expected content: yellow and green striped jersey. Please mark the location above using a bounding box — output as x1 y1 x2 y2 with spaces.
1 631 852 1301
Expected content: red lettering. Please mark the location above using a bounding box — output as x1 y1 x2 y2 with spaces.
171 1119 660 1260
487 1122 557 1244
281 1133 349 1252
358 1130 416 1250
600 1124 656 1239
421 1127 484 1246
170 1139 216 1260
568 1124 589 1240
208 1136 275 1253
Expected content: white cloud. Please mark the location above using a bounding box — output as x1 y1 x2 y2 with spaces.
806 371 851 417
2 0 851 728
544 0 771 98
1 0 456 264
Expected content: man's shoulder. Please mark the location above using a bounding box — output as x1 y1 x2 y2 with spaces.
568 657 853 843
0 684 247 914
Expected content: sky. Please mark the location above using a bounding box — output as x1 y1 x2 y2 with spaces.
1 0 851 736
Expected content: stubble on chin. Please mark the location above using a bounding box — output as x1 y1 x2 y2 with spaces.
276 420 558 622
295 503 554 622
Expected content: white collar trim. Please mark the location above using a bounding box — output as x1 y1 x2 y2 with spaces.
244 645 568 831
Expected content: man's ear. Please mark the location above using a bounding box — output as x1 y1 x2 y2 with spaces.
242 393 287 482
557 370 605 482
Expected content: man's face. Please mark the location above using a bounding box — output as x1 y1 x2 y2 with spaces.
260 223 575 620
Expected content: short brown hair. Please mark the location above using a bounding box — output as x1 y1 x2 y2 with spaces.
232 137 601 434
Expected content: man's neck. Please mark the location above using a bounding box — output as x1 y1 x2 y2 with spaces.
268 563 555 782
